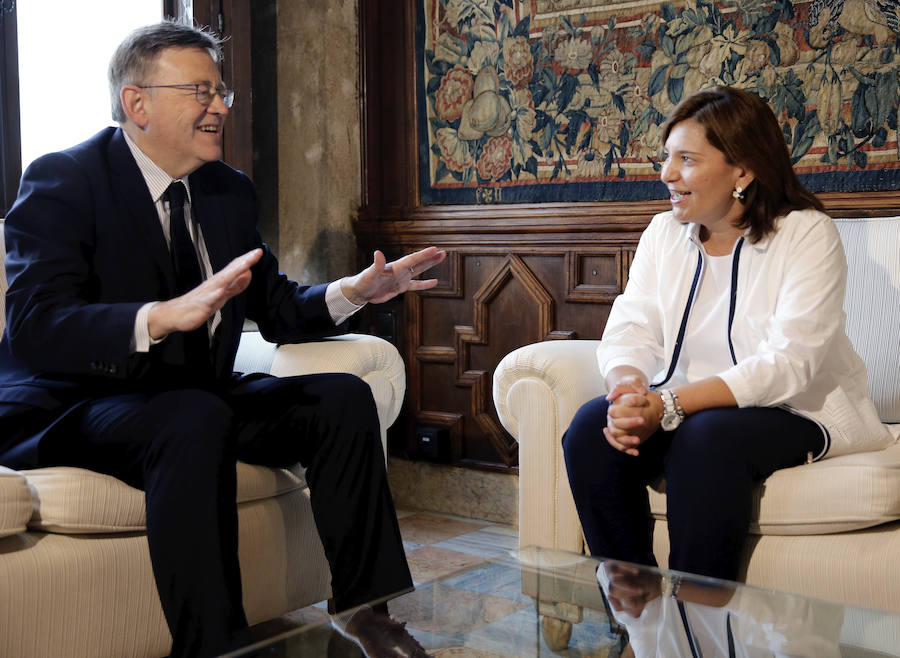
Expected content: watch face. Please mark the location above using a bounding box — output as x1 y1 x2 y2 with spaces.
661 414 680 431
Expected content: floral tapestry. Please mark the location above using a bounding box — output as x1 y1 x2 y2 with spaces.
417 0 900 204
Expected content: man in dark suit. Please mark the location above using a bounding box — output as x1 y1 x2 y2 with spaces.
0 20 443 658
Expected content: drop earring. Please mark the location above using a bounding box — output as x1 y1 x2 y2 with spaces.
732 185 745 200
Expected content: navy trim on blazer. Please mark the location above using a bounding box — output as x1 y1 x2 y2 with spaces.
652 249 703 388
677 599 737 658
726 612 736 657
678 600 702 658
726 237 744 365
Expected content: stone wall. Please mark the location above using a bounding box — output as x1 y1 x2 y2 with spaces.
387 459 519 526
276 0 361 283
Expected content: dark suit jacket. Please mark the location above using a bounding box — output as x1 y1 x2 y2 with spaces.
0 127 345 466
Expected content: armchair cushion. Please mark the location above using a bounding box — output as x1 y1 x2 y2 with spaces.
649 442 900 535
25 463 306 534
0 465 31 537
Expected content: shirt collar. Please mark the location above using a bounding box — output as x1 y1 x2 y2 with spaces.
679 219 762 251
122 129 192 204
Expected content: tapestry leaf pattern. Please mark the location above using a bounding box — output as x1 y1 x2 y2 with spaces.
417 0 900 203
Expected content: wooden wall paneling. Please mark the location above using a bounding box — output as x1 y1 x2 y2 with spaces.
457 254 554 467
390 237 627 470
359 0 417 211
622 247 636 289
566 248 622 303
406 288 465 459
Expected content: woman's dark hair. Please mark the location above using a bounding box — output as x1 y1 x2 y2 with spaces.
109 19 225 123
662 86 824 242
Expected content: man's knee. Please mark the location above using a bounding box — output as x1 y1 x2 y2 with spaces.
328 373 374 405
314 373 378 423
301 374 381 450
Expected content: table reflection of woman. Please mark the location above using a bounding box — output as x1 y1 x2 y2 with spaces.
598 562 844 657
562 86 894 583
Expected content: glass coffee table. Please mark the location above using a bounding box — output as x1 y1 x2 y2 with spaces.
226 546 900 657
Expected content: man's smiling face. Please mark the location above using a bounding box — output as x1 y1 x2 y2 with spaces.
134 46 229 178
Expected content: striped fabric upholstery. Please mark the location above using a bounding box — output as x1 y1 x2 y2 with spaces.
0 466 31 538
835 216 900 422
24 463 306 533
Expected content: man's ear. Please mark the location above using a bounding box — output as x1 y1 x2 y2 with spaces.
121 85 149 129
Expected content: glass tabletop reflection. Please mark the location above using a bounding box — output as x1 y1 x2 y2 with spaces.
224 546 900 657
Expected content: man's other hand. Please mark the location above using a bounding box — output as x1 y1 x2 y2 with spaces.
340 247 447 306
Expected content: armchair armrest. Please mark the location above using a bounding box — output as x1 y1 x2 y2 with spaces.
492 340 605 552
235 332 406 450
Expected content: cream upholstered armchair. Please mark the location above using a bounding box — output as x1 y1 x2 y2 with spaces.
0 220 407 658
493 216 900 613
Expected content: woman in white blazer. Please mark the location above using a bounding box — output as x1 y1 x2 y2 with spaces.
562 86 893 588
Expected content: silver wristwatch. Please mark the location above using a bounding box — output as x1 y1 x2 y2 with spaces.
659 389 685 431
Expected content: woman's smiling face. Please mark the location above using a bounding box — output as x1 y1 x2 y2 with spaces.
660 118 751 233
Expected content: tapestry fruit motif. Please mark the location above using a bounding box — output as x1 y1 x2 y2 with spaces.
419 0 899 203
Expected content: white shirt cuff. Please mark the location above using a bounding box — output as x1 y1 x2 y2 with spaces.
326 279 365 325
133 301 164 353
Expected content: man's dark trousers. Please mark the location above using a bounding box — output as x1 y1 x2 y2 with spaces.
39 369 413 657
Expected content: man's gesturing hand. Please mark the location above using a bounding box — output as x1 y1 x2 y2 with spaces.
340 246 447 306
148 248 263 340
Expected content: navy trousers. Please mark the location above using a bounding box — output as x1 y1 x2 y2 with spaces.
36 372 413 657
562 397 825 582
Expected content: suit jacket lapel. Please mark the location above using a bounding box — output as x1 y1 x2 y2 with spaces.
107 129 177 292
188 172 231 274
189 169 241 376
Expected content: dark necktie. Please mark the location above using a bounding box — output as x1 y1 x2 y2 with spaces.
165 182 203 294
164 182 211 374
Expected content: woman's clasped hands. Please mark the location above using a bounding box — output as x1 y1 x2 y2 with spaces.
604 375 663 456
602 562 663 618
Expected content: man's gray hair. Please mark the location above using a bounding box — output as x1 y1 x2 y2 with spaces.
108 19 225 123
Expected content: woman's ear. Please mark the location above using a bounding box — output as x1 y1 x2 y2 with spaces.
736 164 755 193
121 85 149 129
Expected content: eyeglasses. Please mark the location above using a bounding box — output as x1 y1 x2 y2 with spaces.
137 83 235 108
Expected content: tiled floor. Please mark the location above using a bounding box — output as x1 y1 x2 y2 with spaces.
397 510 520 585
